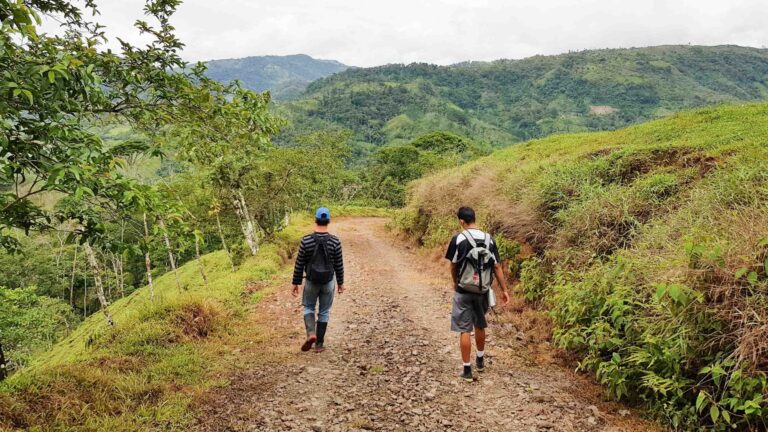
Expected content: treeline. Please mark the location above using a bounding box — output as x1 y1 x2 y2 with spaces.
279 45 768 157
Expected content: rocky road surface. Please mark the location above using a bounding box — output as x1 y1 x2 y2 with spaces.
193 218 660 432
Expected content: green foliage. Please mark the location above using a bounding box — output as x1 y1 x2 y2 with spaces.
281 45 768 158
0 287 80 372
361 131 485 206
0 0 286 260
520 257 549 302
0 234 73 299
411 131 487 156
401 102 768 429
494 236 523 278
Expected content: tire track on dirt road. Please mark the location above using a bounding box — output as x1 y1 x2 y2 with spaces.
193 217 659 432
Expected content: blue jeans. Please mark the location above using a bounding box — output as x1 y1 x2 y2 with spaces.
302 279 336 322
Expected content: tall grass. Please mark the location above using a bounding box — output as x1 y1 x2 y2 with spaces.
399 102 768 430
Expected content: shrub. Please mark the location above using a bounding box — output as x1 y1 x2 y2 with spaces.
520 257 550 302
0 287 80 372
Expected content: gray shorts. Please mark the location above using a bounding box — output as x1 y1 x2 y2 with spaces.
451 291 489 333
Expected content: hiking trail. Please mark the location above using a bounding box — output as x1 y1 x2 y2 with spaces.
193 217 659 432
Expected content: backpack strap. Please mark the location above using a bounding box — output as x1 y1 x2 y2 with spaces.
310 233 329 258
462 230 477 248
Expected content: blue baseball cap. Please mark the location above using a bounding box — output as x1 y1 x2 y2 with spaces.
315 207 330 221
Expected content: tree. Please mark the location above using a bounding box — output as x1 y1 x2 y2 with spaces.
1 0 275 253
411 131 484 156
242 130 353 234
166 78 284 254
359 131 486 206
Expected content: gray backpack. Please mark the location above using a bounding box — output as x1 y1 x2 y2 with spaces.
457 230 494 294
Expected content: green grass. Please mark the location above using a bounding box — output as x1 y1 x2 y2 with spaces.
400 102 768 430
0 215 311 431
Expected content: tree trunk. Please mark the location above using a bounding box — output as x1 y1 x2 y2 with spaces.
143 213 155 300
157 217 181 290
118 255 125 298
118 221 126 297
106 253 112 302
233 191 258 256
83 271 88 318
110 254 120 299
238 190 259 242
55 234 65 298
69 244 78 308
84 242 114 326
194 234 208 285
216 213 236 272
0 340 7 380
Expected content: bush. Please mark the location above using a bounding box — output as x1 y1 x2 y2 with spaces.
520 257 550 302
0 287 80 372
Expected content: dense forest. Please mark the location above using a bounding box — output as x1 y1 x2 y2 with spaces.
278 45 768 158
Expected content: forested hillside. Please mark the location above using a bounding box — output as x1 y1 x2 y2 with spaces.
204 54 349 100
279 45 768 156
400 102 768 430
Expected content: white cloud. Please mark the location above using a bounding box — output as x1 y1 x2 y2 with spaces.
43 0 768 66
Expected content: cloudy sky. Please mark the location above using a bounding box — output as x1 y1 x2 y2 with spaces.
48 0 768 67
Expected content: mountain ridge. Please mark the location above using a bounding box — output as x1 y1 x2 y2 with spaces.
278 45 768 157
203 53 349 100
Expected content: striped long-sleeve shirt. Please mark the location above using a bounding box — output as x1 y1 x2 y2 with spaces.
292 232 344 286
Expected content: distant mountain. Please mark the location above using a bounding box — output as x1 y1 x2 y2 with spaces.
278 45 768 155
203 54 349 100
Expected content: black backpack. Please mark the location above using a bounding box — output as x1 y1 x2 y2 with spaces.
307 234 334 284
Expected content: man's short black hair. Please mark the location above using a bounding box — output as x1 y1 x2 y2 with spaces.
316 217 330 226
457 206 476 224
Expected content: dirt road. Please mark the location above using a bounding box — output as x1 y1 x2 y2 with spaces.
194 218 659 431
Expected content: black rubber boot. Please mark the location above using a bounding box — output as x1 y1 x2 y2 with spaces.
301 314 316 352
315 322 328 352
461 365 473 382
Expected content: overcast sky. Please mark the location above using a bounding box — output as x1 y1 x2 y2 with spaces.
47 0 768 67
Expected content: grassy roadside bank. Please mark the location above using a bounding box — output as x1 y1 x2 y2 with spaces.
0 205 394 431
0 206 391 431
0 212 324 430
397 103 768 430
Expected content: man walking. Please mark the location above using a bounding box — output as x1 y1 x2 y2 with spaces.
445 207 510 382
292 207 345 353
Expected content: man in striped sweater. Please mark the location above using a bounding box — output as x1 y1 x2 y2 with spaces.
291 207 345 353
